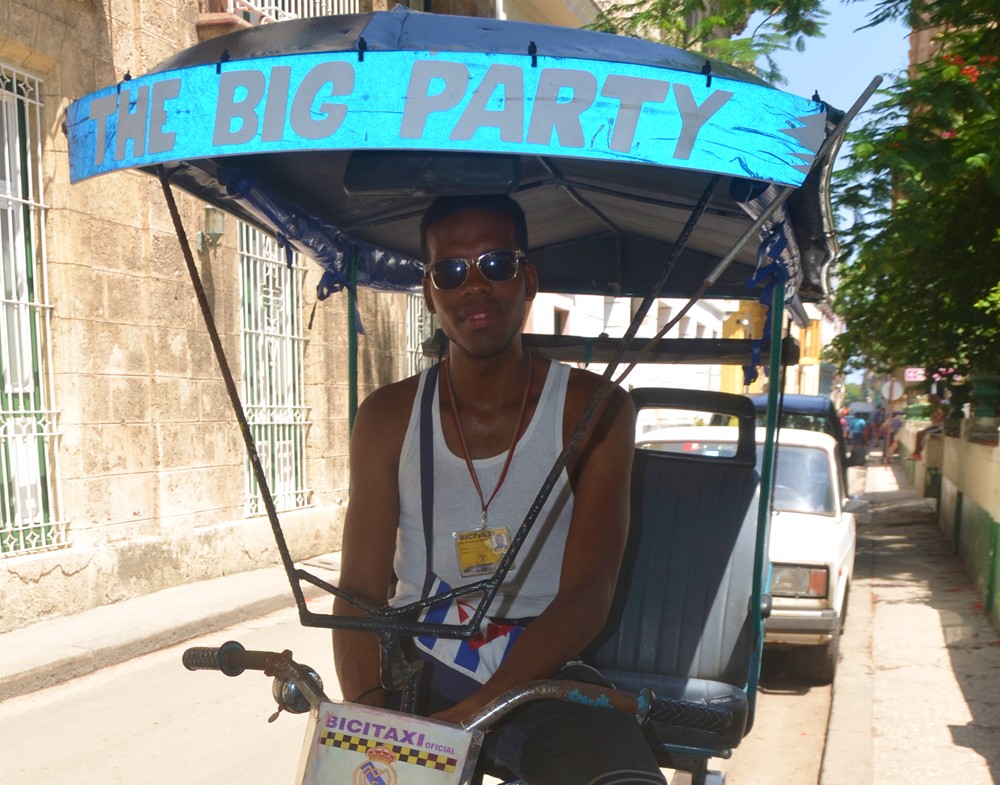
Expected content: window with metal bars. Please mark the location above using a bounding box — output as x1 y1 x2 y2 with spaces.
238 222 311 515
406 292 437 377
225 0 363 24
0 65 64 556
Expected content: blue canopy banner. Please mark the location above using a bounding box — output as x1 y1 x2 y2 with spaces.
67 50 826 187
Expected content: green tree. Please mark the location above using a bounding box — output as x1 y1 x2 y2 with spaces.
830 0 1000 380
843 382 865 405
587 0 828 82
591 1 999 382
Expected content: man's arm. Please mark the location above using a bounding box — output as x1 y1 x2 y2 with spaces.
332 381 414 706
431 376 636 723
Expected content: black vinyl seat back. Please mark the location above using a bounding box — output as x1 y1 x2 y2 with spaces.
586 388 762 751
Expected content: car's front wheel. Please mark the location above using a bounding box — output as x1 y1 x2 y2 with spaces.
796 620 841 684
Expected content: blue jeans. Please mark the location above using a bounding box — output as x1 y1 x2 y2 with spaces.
422 662 667 785
483 694 667 785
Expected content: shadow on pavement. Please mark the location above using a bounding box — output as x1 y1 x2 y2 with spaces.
757 649 817 696
863 459 1000 782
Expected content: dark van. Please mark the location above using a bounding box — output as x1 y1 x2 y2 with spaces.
712 393 849 484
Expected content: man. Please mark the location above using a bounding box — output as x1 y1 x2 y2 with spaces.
881 411 903 465
849 414 866 449
912 395 947 459
333 194 665 784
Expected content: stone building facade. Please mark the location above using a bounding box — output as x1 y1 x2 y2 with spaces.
0 0 415 633
0 0 600 633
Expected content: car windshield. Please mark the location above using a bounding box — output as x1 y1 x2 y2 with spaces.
713 411 832 435
761 445 835 515
754 412 829 433
635 440 836 515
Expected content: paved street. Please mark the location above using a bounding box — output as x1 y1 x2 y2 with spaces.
0 602 340 785
713 653 831 783
0 600 829 785
2 457 1000 784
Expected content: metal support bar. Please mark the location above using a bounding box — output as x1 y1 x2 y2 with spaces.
156 169 308 613
746 280 786 724
612 75 882 389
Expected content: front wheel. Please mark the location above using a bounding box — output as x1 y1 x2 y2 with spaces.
795 622 841 685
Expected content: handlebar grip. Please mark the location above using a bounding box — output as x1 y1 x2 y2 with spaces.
648 694 733 735
182 640 248 677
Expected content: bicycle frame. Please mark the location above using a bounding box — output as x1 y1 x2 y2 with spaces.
66 9 878 782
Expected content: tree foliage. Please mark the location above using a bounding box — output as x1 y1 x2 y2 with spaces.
829 0 1000 379
587 0 828 81
843 382 865 404
590 0 999 380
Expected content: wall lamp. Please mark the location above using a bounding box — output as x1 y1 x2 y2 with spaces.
196 205 226 252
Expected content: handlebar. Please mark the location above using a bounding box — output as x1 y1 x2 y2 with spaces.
462 679 732 735
461 679 650 731
183 642 734 737
182 640 270 676
183 641 329 712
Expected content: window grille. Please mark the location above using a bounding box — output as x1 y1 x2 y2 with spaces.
226 0 360 23
239 222 310 515
0 65 64 556
406 293 436 377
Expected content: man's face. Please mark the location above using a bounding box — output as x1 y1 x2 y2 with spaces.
423 207 537 361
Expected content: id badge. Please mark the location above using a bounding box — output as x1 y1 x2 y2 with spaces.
454 527 511 578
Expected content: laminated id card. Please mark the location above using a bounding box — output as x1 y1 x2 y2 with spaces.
296 701 482 785
454 527 511 578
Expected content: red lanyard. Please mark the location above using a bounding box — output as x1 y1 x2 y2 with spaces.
442 353 533 528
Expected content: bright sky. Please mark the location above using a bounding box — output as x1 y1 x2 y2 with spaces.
754 1 912 146
750 3 912 384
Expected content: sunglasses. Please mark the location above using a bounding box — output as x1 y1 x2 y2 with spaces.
425 250 526 291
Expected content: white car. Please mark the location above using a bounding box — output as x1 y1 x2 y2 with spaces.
635 425 865 683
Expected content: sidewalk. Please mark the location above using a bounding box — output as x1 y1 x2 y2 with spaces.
2 464 1000 784
821 455 1000 785
0 554 341 702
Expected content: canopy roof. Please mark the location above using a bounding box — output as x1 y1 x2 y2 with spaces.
66 7 843 305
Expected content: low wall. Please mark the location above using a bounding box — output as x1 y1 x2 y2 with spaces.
898 421 945 499
908 418 1000 631
0 504 345 634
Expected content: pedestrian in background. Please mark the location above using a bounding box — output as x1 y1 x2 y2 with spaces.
881 413 902 465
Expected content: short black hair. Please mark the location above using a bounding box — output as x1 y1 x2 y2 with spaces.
419 194 528 261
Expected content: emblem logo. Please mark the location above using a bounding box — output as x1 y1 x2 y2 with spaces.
354 747 398 785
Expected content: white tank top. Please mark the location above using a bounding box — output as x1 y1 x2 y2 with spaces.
390 360 574 619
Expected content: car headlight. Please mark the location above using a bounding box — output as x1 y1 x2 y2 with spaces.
769 564 829 598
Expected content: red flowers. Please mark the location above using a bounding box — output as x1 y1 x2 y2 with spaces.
961 65 980 82
941 53 997 83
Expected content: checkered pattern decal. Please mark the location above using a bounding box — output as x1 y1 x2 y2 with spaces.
319 731 458 773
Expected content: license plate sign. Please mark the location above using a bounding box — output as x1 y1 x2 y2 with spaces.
297 701 482 785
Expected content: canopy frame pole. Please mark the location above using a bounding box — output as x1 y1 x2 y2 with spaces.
537 157 622 236
747 278 786 722
159 79 885 646
612 75 883 389
156 168 309 614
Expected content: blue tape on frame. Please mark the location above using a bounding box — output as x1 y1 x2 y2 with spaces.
743 226 791 387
